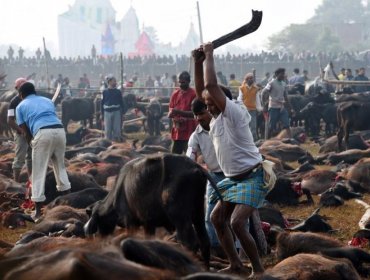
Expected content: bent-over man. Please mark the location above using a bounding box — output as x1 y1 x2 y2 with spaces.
16 82 70 219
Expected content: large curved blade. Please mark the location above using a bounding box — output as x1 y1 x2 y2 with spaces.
212 10 263 49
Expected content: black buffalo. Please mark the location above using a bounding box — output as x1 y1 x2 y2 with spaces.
61 97 95 130
146 99 163 136
84 153 220 267
337 101 370 150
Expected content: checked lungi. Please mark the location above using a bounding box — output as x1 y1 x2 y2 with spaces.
209 168 267 208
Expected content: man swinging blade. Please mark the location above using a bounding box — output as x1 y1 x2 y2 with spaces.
192 9 271 278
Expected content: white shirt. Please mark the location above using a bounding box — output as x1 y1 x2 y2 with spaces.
209 98 262 177
186 124 222 173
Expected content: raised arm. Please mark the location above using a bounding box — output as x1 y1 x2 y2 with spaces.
203 42 226 113
192 48 205 100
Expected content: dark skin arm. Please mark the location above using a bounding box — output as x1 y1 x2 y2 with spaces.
203 42 226 113
168 109 194 118
7 116 23 134
19 123 32 144
192 48 205 100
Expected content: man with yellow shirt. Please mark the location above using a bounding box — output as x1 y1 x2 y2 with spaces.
228 74 241 98
238 73 260 140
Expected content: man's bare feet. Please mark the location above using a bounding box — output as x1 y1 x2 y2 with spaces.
248 271 264 279
218 265 251 276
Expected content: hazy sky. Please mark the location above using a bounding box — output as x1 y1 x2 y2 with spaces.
0 0 323 56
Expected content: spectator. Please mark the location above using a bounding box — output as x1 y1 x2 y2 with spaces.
354 67 370 93
35 48 42 61
338 68 346 80
238 73 261 140
37 76 48 89
345 69 354 81
160 73 172 97
262 68 292 139
7 46 14 62
18 47 24 61
101 75 124 141
168 71 197 154
258 72 270 87
228 73 241 97
216 71 227 85
288 68 304 85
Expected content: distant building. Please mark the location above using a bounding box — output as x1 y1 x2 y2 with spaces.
58 0 139 57
178 22 200 55
58 0 199 57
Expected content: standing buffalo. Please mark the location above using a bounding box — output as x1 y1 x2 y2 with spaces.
61 97 95 130
84 153 220 267
337 101 370 150
146 99 163 136
0 102 12 138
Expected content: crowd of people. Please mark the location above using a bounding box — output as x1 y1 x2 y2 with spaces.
3 45 370 67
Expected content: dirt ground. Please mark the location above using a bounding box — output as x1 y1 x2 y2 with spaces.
0 136 369 271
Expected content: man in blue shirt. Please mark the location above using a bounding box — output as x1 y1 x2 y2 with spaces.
16 82 70 219
101 75 124 141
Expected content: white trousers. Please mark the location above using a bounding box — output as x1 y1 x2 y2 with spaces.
30 128 70 202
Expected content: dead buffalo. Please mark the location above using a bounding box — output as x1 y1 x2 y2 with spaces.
44 171 101 204
84 153 221 267
61 97 95 130
47 188 108 209
262 253 360 280
265 177 313 206
300 170 337 195
319 134 369 153
289 208 332 233
344 158 370 192
327 149 370 165
276 231 370 275
121 238 200 277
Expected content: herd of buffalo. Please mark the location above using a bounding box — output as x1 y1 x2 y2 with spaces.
0 82 370 279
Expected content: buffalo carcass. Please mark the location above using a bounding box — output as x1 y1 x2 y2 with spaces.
0 102 12 138
337 101 370 150
262 253 361 280
276 231 370 276
84 153 221 267
61 97 95 130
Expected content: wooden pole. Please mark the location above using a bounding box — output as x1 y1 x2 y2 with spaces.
120 52 124 90
196 1 204 44
43 37 50 89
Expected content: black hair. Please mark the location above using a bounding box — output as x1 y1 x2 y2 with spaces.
219 85 233 100
275 68 285 76
230 73 235 79
179 71 191 82
293 68 299 74
191 98 207 114
18 82 36 97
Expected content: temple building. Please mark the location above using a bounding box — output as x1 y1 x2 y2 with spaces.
58 0 199 57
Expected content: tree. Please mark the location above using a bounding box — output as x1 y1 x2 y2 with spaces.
268 24 316 52
315 27 342 52
309 0 365 24
267 0 367 52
